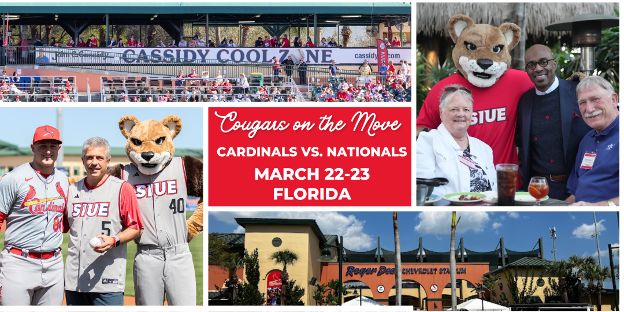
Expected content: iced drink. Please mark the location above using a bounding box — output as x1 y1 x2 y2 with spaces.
496 164 518 206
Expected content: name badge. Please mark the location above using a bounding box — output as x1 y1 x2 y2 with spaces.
458 155 476 170
580 152 596 169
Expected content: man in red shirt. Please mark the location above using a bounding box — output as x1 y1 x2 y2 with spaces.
281 35 290 48
89 34 98 47
337 88 347 101
263 36 271 48
392 36 401 47
222 80 232 94
127 36 137 47
270 35 279 48
136 39 144 48
187 69 199 86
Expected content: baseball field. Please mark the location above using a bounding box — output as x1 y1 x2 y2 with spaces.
0 211 203 305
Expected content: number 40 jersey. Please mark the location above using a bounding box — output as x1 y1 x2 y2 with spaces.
122 157 188 248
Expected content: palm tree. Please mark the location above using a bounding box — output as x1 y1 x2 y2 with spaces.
569 255 596 302
393 211 402 306
545 260 572 303
584 264 612 310
270 249 299 306
220 252 245 304
481 273 501 302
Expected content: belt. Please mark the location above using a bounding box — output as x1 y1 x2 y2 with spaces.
137 244 189 257
534 172 568 182
10 248 59 259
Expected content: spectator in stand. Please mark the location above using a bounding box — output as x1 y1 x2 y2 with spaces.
379 60 388 84
0 80 9 94
387 60 396 76
263 36 271 48
222 79 232 94
287 94 294 102
392 36 401 47
293 37 301 47
271 56 282 82
64 81 73 93
146 96 153 102
219 39 227 47
132 96 139 102
271 35 279 47
208 39 216 47
176 69 185 87
157 40 166 47
168 39 177 47
18 37 29 62
35 51 49 63
281 34 290 48
34 38 44 47
201 71 210 87
187 69 199 86
241 94 251 102
179 38 187 47
328 60 340 78
86 39 91 47
198 38 206 47
227 40 238 47
76 37 85 47
337 87 347 101
66 39 75 47
328 38 338 47
127 36 137 47
117 39 125 47
215 71 223 85
208 81 219 95
298 59 307 85
305 37 315 47
358 60 372 81
89 34 98 47
401 60 411 83
282 55 295 79
119 95 129 102
49 37 59 47
255 37 263 47
239 73 249 94
384 37 391 48
107 37 117 47
318 38 328 47
189 38 197 47
136 38 144 48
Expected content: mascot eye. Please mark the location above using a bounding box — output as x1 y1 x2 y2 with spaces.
493 45 504 54
131 138 142 146
464 41 477 51
155 136 166 145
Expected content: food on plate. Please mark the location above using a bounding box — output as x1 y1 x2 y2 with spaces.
458 194 481 201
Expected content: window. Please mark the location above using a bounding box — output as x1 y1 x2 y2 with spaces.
0 167 4 175
8 166 13 172
73 167 79 176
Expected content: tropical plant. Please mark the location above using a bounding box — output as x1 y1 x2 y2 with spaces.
504 265 541 304
481 273 501 301
284 280 305 305
545 260 573 303
270 249 299 306
208 232 231 265
312 279 349 305
595 7 619 95
238 248 265 306
569 255 597 302
416 44 458 114
584 264 612 310
220 252 245 304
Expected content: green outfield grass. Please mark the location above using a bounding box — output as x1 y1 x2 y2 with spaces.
0 211 203 305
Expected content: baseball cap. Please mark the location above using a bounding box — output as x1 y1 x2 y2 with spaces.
33 126 62 144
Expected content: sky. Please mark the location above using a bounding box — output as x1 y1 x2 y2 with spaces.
0 107 203 149
209 211 619 286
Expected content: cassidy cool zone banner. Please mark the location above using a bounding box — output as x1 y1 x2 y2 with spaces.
208 107 411 206
36 47 411 65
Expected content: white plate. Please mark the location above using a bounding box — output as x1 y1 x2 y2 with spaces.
443 192 486 205
515 192 549 205
425 194 442 205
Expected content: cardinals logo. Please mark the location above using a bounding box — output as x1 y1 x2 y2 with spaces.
22 183 66 214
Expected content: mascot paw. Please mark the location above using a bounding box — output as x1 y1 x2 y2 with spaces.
567 72 587 81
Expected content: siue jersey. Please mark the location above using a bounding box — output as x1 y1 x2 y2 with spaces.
122 157 188 247
0 163 68 252
417 69 535 170
65 176 135 293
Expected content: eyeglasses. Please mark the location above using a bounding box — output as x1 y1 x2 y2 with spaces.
525 59 555 70
443 86 472 94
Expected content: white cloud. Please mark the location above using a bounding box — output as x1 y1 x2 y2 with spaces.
209 211 373 251
492 222 503 229
233 225 245 233
507 211 520 219
569 213 576 221
592 249 618 260
572 219 606 239
414 211 490 235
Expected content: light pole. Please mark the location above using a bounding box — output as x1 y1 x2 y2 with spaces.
318 236 344 306
549 227 557 261
608 244 619 310
591 212 602 268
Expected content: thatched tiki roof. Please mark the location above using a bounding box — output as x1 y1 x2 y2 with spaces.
418 3 617 39
417 3 618 69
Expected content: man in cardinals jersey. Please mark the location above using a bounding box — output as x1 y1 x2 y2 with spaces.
0 125 68 305
127 36 137 47
89 34 98 47
64 137 143 306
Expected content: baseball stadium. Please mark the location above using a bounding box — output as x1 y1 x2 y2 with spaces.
0 1 411 102
208 216 619 311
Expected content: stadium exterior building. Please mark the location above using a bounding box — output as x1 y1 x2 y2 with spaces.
209 218 617 311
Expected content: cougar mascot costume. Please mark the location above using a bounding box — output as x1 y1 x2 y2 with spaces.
417 14 535 172
108 115 203 306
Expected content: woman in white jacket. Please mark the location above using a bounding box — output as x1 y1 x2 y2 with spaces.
417 85 497 196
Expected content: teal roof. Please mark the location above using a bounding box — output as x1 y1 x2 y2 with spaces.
489 257 552 275
0 140 18 149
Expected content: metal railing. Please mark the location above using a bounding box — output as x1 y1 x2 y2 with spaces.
99 76 300 102
0 76 78 102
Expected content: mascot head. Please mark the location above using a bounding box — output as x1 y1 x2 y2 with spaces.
119 115 182 175
448 14 521 88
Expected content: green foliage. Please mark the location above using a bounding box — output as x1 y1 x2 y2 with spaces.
595 7 619 94
270 249 299 271
480 273 501 301
416 44 457 114
550 42 581 80
208 232 231 265
312 279 350 305
503 266 541 304
238 249 265 306
284 280 305 305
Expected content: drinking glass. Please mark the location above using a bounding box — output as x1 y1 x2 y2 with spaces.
528 176 549 206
